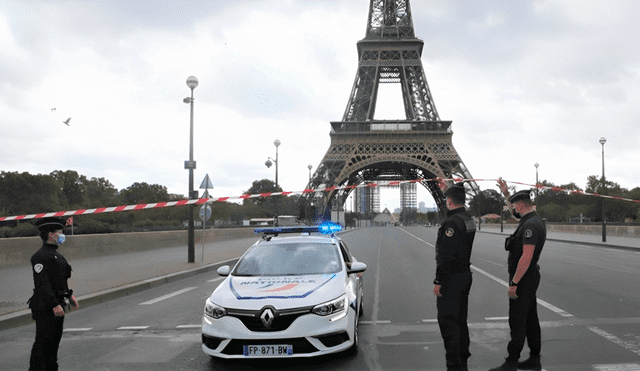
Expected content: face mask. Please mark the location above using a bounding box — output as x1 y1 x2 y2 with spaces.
56 233 66 244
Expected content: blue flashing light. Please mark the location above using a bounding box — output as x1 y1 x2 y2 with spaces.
254 222 342 235
317 221 343 234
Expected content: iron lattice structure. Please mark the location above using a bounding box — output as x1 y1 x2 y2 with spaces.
305 0 478 221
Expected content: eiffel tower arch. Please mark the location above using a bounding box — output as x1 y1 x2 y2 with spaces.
305 0 478 222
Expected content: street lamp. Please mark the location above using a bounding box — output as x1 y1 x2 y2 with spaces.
265 139 281 226
184 76 198 263
307 164 313 225
600 137 607 242
534 163 539 200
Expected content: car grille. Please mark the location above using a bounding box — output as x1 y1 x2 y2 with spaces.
222 337 317 355
227 306 313 332
314 331 350 347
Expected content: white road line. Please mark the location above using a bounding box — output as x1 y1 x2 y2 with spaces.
589 327 640 357
206 277 225 283
401 229 575 318
593 364 640 371
176 324 202 329
485 317 509 321
117 326 149 330
360 320 392 325
64 328 92 332
139 287 197 305
470 265 574 318
421 319 438 323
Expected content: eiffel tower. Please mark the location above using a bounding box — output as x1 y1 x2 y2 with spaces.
306 0 478 221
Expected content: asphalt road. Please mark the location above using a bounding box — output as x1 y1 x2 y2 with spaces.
2 226 640 370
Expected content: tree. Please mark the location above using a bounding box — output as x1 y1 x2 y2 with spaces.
0 171 63 216
85 177 119 208
120 182 170 205
242 179 281 205
50 170 88 208
469 189 503 217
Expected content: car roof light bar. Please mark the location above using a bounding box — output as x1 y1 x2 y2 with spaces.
255 222 343 236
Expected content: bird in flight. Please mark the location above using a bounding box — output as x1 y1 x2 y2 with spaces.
63 118 71 126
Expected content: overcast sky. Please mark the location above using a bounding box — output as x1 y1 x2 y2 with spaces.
2 0 639 213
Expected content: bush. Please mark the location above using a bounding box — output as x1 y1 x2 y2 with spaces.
75 219 113 234
11 223 39 237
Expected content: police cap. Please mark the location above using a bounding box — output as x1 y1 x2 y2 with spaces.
35 217 66 232
509 189 533 204
444 182 466 202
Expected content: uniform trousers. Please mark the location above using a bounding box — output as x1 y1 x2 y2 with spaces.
507 268 541 361
437 271 473 369
29 310 65 371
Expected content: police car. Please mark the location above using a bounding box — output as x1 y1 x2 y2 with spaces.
202 223 366 358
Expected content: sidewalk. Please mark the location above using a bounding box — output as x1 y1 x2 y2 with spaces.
478 225 640 251
0 236 259 330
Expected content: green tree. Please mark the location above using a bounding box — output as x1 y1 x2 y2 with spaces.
0 171 63 216
120 182 170 205
469 189 503 217
50 170 88 208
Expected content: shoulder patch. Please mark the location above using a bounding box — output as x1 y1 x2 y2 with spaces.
524 229 533 238
445 228 454 237
34 263 43 273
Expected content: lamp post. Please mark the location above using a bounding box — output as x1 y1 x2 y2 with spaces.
534 162 539 200
307 164 313 224
265 139 281 226
184 76 198 263
600 137 607 242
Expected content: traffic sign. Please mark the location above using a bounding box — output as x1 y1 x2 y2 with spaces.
199 204 212 221
200 174 214 189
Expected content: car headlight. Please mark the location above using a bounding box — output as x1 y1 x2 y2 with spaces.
204 298 226 319
312 294 347 317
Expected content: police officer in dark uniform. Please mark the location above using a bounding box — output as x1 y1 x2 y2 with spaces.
490 189 546 371
28 217 78 371
433 182 476 371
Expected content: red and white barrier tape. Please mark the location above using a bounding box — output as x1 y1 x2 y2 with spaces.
1 178 638 222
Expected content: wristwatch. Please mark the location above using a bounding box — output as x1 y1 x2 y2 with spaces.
510 279 518 287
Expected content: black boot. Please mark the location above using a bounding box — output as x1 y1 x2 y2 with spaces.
488 358 518 371
517 355 541 370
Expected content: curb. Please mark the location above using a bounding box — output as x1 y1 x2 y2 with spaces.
477 230 640 252
0 258 239 332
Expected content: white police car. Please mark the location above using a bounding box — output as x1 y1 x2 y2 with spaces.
202 223 366 358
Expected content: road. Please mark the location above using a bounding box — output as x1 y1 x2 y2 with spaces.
2 226 640 370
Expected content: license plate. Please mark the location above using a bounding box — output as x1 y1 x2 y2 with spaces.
243 344 293 356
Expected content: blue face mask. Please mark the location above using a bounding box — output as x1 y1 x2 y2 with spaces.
56 233 66 244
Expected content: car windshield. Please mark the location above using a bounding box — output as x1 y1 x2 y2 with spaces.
233 242 342 276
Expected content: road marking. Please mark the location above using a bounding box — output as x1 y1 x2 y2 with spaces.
401 229 575 318
176 324 201 329
64 328 92 332
117 326 149 330
470 265 574 318
588 327 640 356
421 319 438 323
207 277 225 283
139 287 197 305
593 365 640 371
360 320 391 325
485 317 509 321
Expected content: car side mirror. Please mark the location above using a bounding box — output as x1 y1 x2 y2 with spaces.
347 261 367 274
217 265 230 276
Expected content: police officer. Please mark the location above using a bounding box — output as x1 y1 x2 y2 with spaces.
433 182 476 371
28 217 78 371
490 188 546 371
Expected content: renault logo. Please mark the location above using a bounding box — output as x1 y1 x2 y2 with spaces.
260 308 275 328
